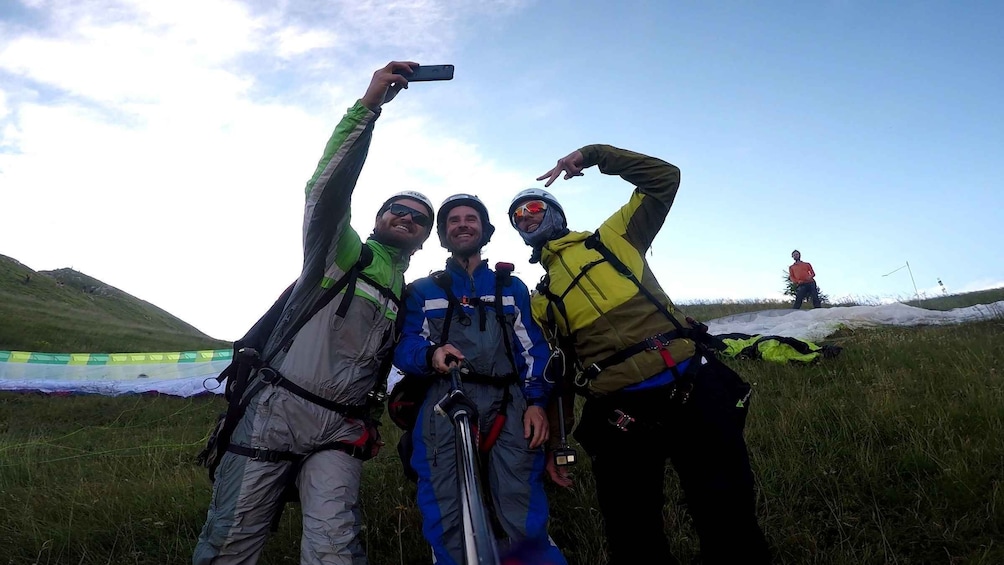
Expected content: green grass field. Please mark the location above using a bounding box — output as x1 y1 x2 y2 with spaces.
2 258 1002 564
2 320 1002 563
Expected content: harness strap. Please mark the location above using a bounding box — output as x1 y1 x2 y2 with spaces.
333 267 362 319
493 262 518 378
226 437 377 465
200 245 396 483
426 263 523 454
432 270 468 345
264 244 377 367
583 233 726 349
226 443 302 463
534 233 728 392
258 367 371 419
358 270 403 309
583 233 687 333
578 330 685 382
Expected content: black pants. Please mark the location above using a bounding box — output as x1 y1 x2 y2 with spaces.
573 358 771 565
793 281 821 309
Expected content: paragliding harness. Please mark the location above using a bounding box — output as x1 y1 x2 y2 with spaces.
195 244 401 530
388 262 520 447
535 232 726 403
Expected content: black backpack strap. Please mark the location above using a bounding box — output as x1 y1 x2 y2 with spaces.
264 244 379 365
577 330 688 382
256 367 371 418
493 262 518 373
196 346 262 480
432 270 468 346
332 244 372 320
536 275 575 342
358 271 403 310
583 233 724 350
583 233 686 333
552 233 723 386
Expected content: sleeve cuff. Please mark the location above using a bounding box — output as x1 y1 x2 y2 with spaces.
424 345 437 371
578 144 602 168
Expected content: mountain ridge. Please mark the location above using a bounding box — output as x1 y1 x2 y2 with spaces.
0 253 230 353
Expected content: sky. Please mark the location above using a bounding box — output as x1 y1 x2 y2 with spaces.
1 0 1002 344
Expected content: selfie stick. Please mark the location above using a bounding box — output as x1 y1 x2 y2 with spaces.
435 365 501 565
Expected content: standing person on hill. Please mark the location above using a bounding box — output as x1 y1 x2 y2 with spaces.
193 61 436 565
507 145 772 565
393 194 567 565
789 249 822 309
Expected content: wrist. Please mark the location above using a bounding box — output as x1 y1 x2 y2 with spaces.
424 345 437 371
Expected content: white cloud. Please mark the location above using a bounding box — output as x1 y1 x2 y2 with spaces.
0 0 536 342
273 26 339 58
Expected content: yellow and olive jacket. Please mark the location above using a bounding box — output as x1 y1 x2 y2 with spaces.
531 144 696 396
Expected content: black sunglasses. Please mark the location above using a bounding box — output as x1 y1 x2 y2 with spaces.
385 202 432 228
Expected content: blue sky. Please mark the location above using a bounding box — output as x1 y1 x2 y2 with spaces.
1 0 1001 343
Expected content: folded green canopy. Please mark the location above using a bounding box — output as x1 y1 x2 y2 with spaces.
714 333 842 364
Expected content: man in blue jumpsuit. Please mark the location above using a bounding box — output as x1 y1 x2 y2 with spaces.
394 194 567 565
193 61 436 565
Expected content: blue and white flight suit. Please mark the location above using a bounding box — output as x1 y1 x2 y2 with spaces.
394 258 567 565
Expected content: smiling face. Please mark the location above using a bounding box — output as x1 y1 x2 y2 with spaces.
373 197 432 251
444 205 483 256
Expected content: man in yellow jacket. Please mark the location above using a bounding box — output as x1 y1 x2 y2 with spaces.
508 145 771 565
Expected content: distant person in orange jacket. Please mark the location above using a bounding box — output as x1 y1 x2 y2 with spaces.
789 249 822 309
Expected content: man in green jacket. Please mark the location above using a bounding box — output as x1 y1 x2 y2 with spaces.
193 61 435 565
508 145 771 565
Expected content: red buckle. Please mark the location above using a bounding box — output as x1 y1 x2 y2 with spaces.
658 348 677 368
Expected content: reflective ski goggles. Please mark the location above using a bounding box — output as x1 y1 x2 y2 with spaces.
385 202 432 228
511 200 548 222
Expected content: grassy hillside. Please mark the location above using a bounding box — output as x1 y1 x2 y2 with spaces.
1 311 1001 563
0 254 230 353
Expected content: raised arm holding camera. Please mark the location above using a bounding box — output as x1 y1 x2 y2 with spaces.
193 61 436 565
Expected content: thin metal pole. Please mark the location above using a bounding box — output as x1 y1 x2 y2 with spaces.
906 261 921 303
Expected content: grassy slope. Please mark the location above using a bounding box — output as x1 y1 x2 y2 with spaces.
0 254 230 353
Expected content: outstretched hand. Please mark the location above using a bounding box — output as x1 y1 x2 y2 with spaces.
537 150 585 187
361 61 419 111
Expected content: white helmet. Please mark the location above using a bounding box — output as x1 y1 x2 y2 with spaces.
378 190 435 220
436 193 495 249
